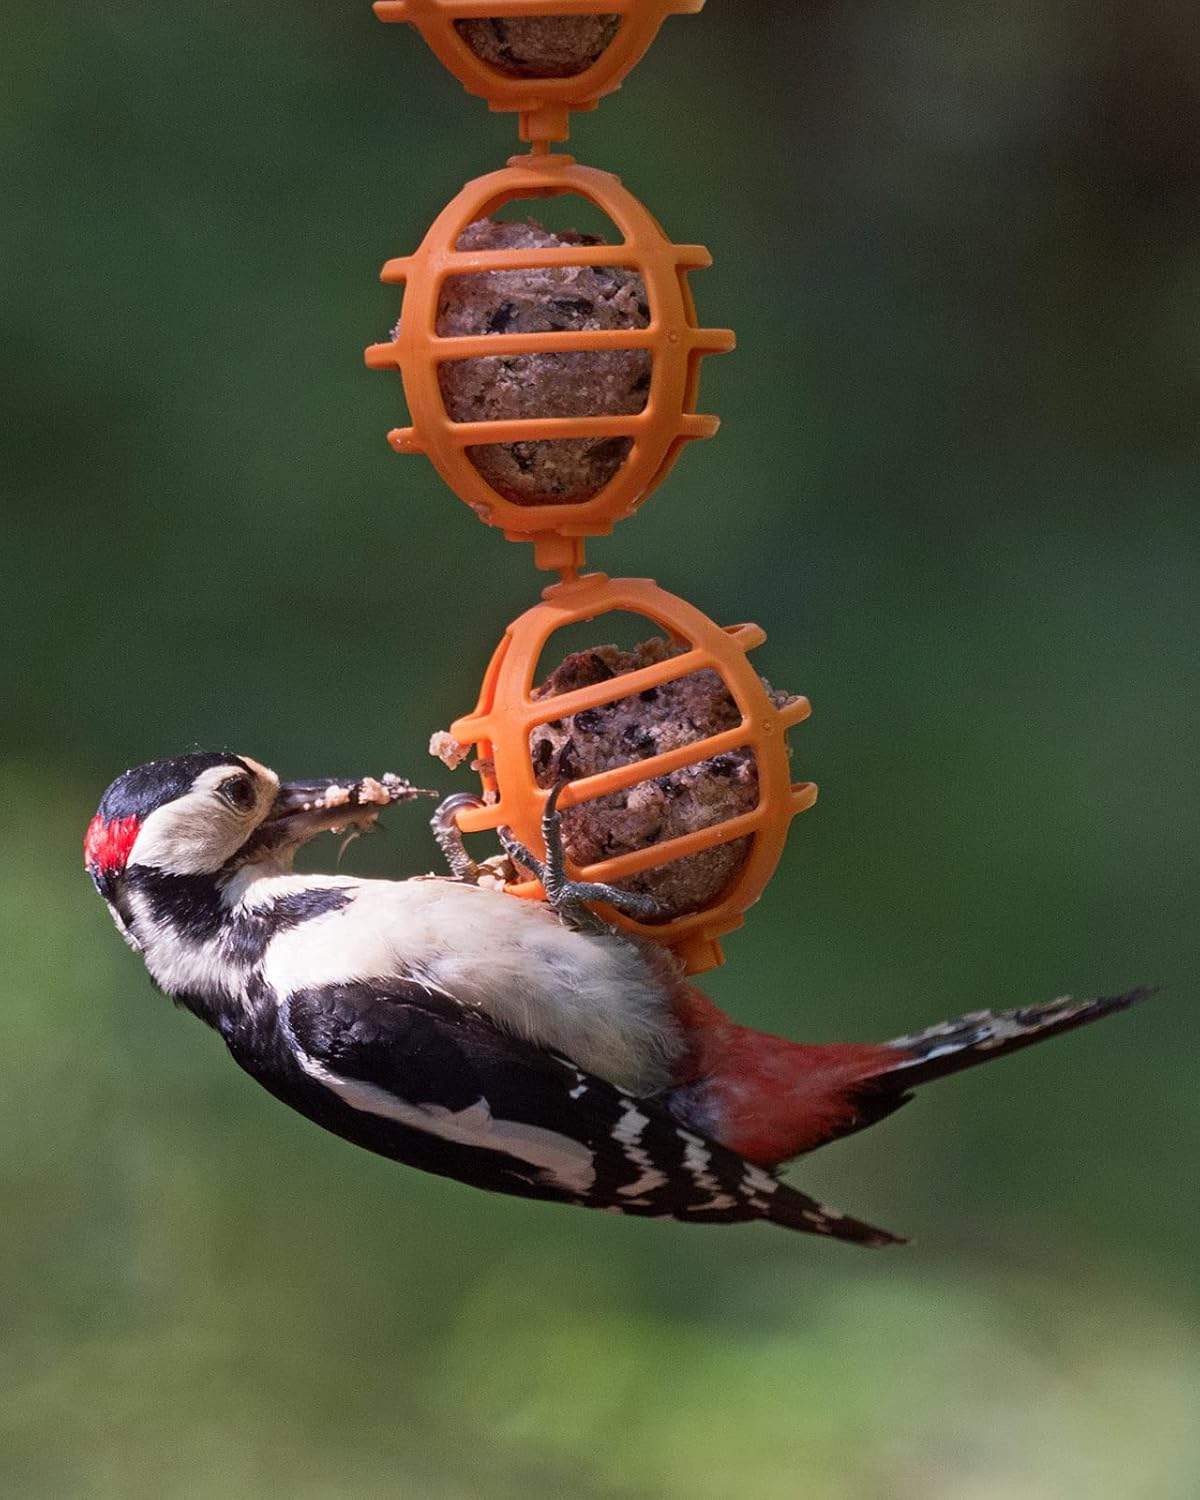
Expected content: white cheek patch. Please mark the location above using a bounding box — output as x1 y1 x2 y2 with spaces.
128 764 267 876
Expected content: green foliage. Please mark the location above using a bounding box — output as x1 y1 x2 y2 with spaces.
3 2 1197 1494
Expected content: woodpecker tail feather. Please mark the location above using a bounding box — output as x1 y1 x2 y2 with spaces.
668 986 1154 1169
761 1183 906 1248
879 988 1155 1088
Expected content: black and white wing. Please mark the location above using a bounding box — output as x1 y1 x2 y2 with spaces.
272 978 901 1247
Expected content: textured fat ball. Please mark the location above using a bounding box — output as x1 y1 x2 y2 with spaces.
433 218 651 505
528 638 800 920
455 15 620 79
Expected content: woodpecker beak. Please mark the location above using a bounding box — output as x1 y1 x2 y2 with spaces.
252 774 438 851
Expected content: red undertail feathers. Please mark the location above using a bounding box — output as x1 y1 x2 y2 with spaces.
667 985 1153 1168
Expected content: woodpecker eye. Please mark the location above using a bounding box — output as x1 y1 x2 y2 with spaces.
217 774 257 813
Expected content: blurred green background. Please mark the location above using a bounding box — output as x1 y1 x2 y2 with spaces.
4 2 1198 1495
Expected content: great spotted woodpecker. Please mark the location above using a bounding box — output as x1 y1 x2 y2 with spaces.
84 751 1149 1246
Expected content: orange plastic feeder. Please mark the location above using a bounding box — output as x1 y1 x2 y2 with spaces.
443 572 817 974
373 0 706 144
365 153 733 573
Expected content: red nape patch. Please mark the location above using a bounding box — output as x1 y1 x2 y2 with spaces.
84 813 141 875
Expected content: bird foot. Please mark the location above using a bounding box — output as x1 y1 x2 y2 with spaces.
430 793 491 882
498 782 664 934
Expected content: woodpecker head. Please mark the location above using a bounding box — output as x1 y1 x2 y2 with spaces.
85 751 433 947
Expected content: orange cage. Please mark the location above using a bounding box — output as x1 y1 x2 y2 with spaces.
373 0 707 143
364 153 734 573
442 572 817 975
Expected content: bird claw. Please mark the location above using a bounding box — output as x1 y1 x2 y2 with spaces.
499 782 665 934
431 793 489 882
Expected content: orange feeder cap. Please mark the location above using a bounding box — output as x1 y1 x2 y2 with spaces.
373 0 707 144
365 155 733 572
444 572 817 975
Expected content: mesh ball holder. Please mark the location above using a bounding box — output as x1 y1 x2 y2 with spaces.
364 153 734 575
374 0 707 145
446 572 818 975
369 3 807 975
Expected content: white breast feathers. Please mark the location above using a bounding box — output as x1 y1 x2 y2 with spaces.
252 875 686 1094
